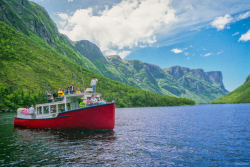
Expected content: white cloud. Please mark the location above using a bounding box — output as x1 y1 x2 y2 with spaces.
59 21 67 27
59 0 177 59
210 14 233 30
237 11 250 20
232 32 239 36
68 0 73 2
217 50 223 55
171 48 183 53
202 47 207 50
57 13 69 20
185 4 194 11
210 11 250 31
105 50 131 59
238 30 250 42
204 53 212 57
187 57 190 60
55 1 250 57
184 52 189 56
139 45 147 48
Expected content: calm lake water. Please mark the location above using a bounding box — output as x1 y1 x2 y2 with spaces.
0 104 250 166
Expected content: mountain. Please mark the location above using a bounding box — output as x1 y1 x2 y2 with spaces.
106 56 228 103
0 0 227 103
0 20 195 109
210 74 250 104
0 0 195 108
162 66 228 103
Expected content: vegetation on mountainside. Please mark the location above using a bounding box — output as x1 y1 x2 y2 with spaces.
0 21 195 110
245 74 250 83
179 75 226 104
210 78 250 104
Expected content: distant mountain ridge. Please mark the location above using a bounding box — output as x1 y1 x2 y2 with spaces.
0 0 228 103
105 56 228 103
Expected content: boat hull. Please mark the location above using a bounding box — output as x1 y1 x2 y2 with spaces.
14 103 115 130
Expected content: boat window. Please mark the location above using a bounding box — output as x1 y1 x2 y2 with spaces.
37 106 42 115
51 105 57 113
58 104 65 112
43 106 50 114
67 103 71 111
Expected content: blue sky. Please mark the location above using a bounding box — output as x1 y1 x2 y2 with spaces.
31 0 250 91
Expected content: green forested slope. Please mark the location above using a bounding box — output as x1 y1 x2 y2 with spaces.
0 0 102 74
210 76 250 104
0 21 195 110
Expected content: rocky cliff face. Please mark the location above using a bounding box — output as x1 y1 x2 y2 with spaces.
106 55 122 63
164 66 190 79
164 66 227 90
75 40 104 61
245 74 250 83
105 56 228 102
124 60 162 93
0 0 29 35
2 0 56 48
1 0 68 57
144 63 163 73
206 71 221 82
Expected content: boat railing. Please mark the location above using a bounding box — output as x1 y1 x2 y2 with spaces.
34 93 114 119
16 92 115 119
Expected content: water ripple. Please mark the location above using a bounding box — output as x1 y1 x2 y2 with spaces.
0 104 250 166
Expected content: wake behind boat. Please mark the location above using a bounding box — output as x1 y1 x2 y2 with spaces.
14 91 115 130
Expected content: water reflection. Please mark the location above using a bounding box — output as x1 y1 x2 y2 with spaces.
14 127 116 141
11 128 117 166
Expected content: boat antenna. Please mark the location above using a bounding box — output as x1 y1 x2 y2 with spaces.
80 66 85 88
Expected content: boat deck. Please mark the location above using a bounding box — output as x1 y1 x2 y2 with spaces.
17 92 107 119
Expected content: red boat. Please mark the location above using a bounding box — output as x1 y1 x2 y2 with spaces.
14 93 115 130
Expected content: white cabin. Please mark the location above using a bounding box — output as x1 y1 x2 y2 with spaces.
17 91 102 119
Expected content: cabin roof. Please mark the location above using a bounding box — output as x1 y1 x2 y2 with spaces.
36 93 101 107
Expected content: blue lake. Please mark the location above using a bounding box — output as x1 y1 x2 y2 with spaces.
0 104 250 166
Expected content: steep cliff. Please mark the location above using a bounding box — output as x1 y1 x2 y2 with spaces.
162 66 228 103
244 74 250 83
124 60 162 94
0 0 103 74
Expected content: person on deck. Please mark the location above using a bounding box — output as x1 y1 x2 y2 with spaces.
24 106 29 115
58 88 64 98
28 105 35 114
52 90 58 102
75 88 81 94
79 99 85 108
62 88 66 95
65 87 71 95
69 83 75 94
98 98 106 105
45 87 51 103
86 98 91 106
90 95 97 106
90 77 98 93
81 89 85 93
